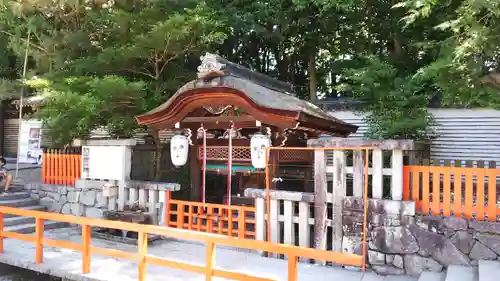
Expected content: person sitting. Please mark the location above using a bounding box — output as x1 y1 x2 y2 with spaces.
0 157 13 193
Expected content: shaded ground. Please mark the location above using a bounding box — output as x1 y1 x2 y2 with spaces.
0 264 60 281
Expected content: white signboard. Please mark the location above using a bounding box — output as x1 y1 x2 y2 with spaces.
18 119 43 164
81 145 129 181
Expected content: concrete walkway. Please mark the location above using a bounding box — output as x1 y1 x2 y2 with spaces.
0 227 417 281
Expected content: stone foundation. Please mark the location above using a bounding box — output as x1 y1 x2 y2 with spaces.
344 197 500 276
24 182 109 219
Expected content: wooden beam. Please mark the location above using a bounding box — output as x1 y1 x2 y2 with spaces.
182 115 257 123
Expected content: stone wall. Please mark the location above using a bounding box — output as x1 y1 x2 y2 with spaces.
24 182 109 219
344 197 500 276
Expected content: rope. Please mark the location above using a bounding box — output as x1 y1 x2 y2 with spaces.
227 124 234 205
198 125 207 204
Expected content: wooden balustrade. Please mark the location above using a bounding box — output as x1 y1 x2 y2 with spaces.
165 200 256 239
403 165 500 221
42 149 82 186
0 206 363 281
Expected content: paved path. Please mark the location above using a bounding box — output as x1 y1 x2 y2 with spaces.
0 227 417 281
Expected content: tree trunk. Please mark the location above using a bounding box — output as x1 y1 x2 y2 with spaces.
308 52 318 103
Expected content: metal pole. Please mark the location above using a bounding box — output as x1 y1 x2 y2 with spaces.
15 31 31 179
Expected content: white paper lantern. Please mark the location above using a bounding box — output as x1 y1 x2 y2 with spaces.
170 134 189 167
250 132 271 169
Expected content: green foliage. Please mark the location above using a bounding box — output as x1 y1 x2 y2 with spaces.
33 76 147 145
338 56 436 140
0 0 499 144
396 0 500 109
0 0 224 146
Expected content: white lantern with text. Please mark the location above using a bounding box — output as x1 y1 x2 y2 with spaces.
250 132 271 169
170 134 189 167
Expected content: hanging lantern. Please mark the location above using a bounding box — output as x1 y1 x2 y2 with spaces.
250 132 271 169
170 133 189 167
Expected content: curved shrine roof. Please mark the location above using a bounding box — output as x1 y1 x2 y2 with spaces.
135 53 358 136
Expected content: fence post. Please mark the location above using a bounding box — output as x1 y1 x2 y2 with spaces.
42 149 47 184
138 231 148 281
35 217 44 264
313 149 327 265
118 180 127 211
205 242 216 281
352 151 364 197
255 198 265 255
391 149 404 200
287 255 298 281
332 150 346 254
0 211 4 253
372 149 383 199
298 201 310 262
283 200 294 247
82 224 91 274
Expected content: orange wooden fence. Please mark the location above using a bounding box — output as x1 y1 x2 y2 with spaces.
42 148 81 186
403 165 500 221
0 206 363 281
165 199 256 239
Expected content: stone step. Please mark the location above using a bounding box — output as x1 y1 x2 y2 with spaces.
478 260 500 281
4 221 67 234
418 271 446 281
4 205 46 218
0 192 30 201
0 198 38 208
4 216 35 227
445 265 478 281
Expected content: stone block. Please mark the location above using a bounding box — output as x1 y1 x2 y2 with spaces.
79 190 97 206
371 265 404 276
442 217 467 231
369 213 415 227
85 207 104 219
369 199 415 216
343 197 364 211
386 255 395 264
393 255 404 269
59 195 68 206
475 232 500 255
47 192 61 202
342 235 362 256
70 203 84 216
67 191 78 203
403 255 443 276
39 197 55 208
371 226 419 254
75 179 103 190
470 221 500 235
61 203 71 214
343 219 364 235
409 225 470 266
368 250 385 265
469 241 497 261
450 231 475 254
96 192 108 208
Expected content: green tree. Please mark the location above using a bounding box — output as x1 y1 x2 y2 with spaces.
395 0 500 108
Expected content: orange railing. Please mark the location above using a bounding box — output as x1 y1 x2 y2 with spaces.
42 148 81 186
165 199 256 239
0 206 363 281
403 165 500 221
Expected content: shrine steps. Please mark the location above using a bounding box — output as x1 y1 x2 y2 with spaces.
0 184 66 234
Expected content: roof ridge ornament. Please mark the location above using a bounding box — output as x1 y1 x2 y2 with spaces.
197 52 226 79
